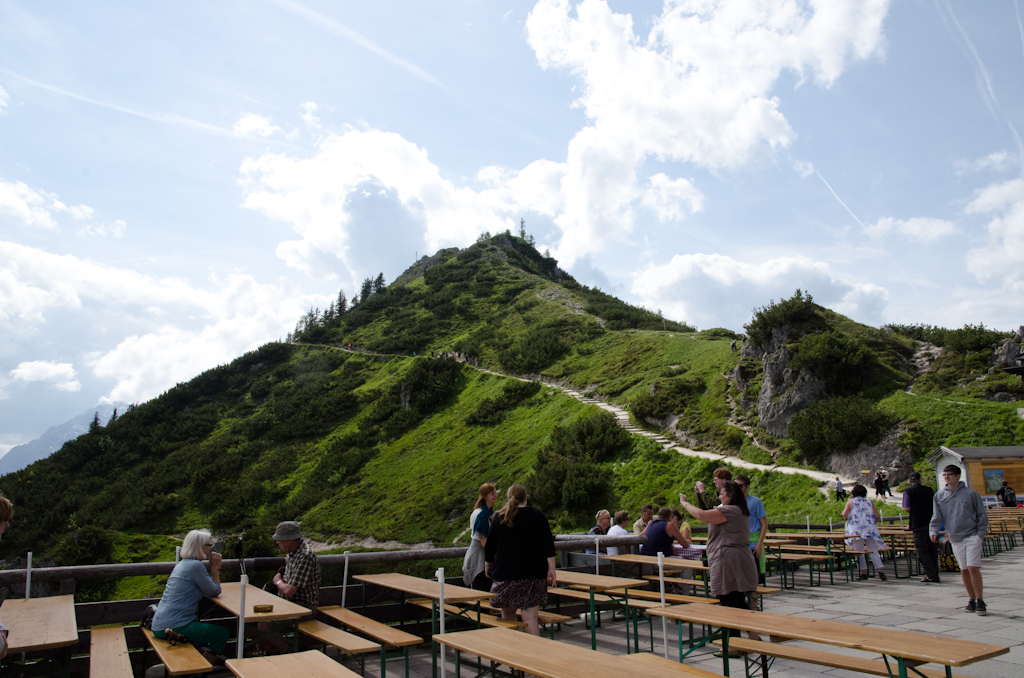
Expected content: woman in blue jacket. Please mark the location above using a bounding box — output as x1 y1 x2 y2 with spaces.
152 529 228 656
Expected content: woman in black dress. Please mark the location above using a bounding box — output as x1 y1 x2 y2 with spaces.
484 483 557 636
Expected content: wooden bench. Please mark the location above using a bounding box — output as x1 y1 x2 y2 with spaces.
141 627 213 676
619 650 722 677
476 602 572 626
318 606 420 678
298 619 380 673
642 576 782 597
711 638 972 678
601 587 717 605
90 626 133 678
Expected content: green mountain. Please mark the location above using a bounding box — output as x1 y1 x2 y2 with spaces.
0 236 1020 590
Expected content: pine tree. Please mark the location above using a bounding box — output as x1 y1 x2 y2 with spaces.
336 289 348 314
327 300 336 320
361 277 373 300
108 408 118 425
89 412 101 433
350 293 359 308
373 273 385 294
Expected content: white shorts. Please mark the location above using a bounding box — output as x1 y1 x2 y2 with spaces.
951 534 984 569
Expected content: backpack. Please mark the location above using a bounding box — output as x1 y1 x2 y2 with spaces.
1004 488 1017 507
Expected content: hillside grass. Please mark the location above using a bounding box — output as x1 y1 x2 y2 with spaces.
879 391 1024 454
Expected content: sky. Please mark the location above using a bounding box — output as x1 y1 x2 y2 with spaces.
1 0 1023 449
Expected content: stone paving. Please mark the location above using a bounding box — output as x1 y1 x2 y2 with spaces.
298 543 1024 678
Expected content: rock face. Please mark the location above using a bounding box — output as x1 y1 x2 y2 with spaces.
996 338 1021 367
736 325 827 437
828 425 915 486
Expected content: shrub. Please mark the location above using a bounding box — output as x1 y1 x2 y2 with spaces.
788 397 892 464
789 331 875 394
631 376 706 422
881 323 1010 354
467 381 542 426
744 289 826 347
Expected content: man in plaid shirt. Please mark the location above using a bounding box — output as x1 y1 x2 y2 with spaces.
270 521 321 609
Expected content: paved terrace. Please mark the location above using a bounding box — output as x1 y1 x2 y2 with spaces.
160 546 1024 678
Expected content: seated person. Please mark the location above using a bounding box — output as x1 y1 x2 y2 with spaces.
268 521 321 609
585 510 611 554
152 530 228 662
640 507 691 557
606 511 630 556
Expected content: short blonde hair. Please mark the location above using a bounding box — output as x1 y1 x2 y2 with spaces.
0 494 13 524
180 529 214 560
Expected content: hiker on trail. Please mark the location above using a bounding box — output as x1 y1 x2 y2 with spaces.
730 339 737 352
842 484 888 581
931 465 989 615
873 471 886 498
463 483 497 591
835 476 846 501
902 472 940 583
695 467 732 509
880 469 894 497
633 504 654 535
735 474 768 587
996 480 1017 508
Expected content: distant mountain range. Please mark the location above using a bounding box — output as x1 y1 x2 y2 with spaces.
0 402 127 476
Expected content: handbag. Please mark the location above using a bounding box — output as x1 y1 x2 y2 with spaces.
141 604 158 630
939 541 960 573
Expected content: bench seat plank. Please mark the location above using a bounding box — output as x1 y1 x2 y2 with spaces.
620 651 722 677
642 576 781 595
90 626 133 678
298 620 380 655
318 606 421 648
141 627 212 676
712 638 972 678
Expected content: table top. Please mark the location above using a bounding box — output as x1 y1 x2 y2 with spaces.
647 604 1009 667
0 594 78 653
210 582 313 622
553 570 647 591
600 553 705 569
225 649 360 677
434 627 718 678
354 573 492 603
766 533 856 541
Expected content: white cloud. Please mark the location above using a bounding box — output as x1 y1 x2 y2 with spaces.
78 219 127 238
631 252 888 330
864 216 956 242
964 177 1024 291
9 360 80 392
956 151 1014 176
0 241 326 402
525 0 890 264
0 179 60 229
641 173 703 221
0 86 10 115
792 159 815 178
233 112 282 138
300 101 321 129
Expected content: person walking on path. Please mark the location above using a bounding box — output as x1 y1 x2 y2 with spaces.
931 465 989 615
735 474 768 587
463 483 497 591
902 472 940 583
873 471 886 499
842 485 888 581
835 476 845 501
484 483 557 636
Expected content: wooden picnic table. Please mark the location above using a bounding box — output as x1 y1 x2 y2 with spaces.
435 626 719 678
354 573 491 678
209 582 313 654
552 570 648 651
648 602 1008 678
225 648 360 677
0 594 78 678
600 553 706 571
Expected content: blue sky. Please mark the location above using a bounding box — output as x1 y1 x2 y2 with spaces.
2 0 1023 448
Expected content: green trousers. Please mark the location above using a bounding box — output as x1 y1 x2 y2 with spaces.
154 620 229 654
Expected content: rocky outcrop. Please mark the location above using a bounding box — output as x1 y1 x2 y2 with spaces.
736 325 827 437
827 425 915 486
996 338 1021 367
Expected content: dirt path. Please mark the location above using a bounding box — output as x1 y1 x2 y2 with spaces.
300 341 868 495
